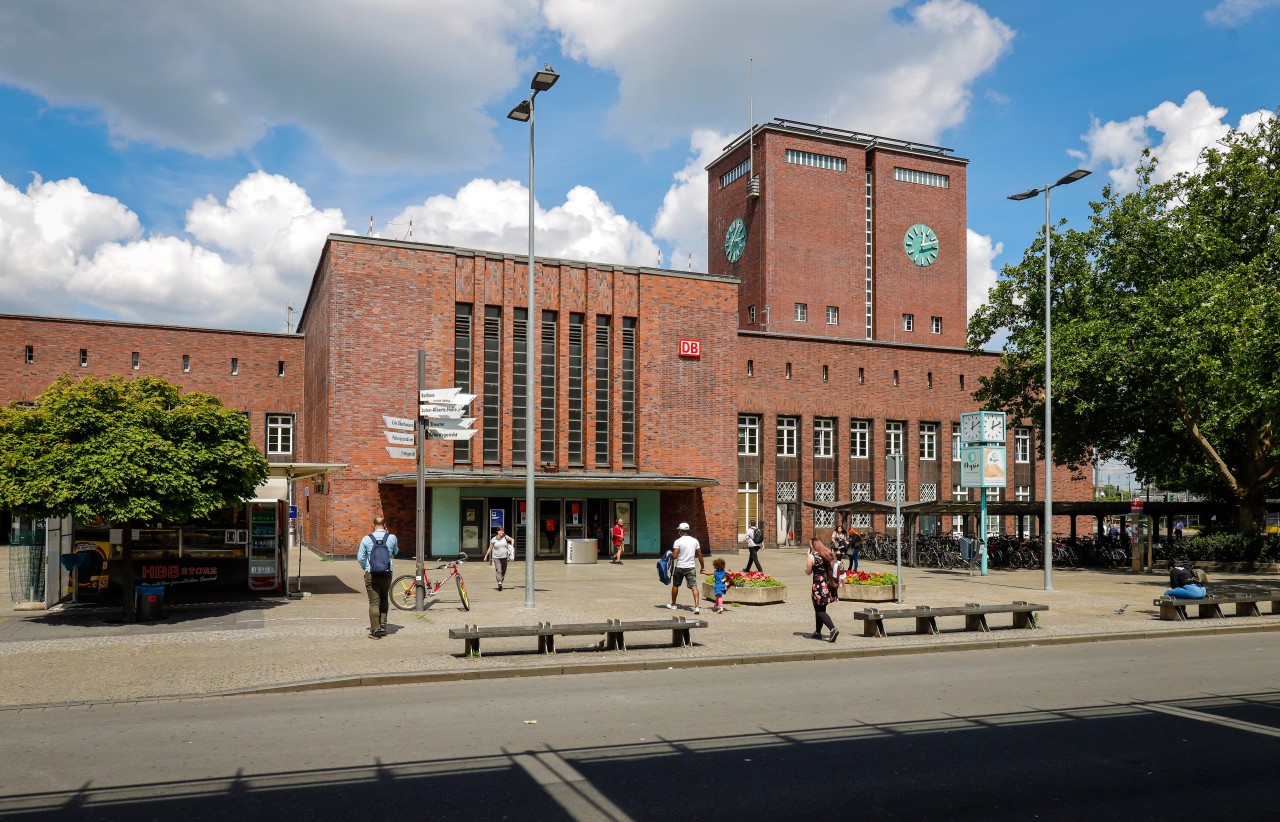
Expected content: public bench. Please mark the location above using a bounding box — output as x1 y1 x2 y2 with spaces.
853 602 1048 638
1151 591 1280 622
448 617 708 657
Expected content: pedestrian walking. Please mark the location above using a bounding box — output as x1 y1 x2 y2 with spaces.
611 518 626 563
666 522 705 613
743 521 765 573
357 515 399 639
483 526 514 591
806 536 839 642
710 557 729 613
846 527 863 572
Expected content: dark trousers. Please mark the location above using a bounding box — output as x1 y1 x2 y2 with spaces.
365 571 392 633
744 547 763 573
813 601 835 634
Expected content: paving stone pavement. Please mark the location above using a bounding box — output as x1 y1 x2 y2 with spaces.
2 547 1278 709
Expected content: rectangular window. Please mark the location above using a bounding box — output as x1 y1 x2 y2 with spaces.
453 303 473 464
230 358 238 376
893 369 900 386
822 365 829 383
785 149 846 172
927 372 933 389
747 359 754 377
79 349 88 367
814 418 834 458
1016 485 1031 502
952 424 962 461
738 481 759 536
893 166 950 188
931 316 942 334
785 362 792 380
131 351 140 370
720 158 751 188
539 310 558 464
885 421 904 457
566 312 584 466
266 414 294 455
621 317 637 467
865 171 874 339
1016 428 1031 463
748 305 756 324
738 414 760 456
826 306 839 325
960 374 965 390
902 314 914 332
794 303 808 322
919 423 937 461
850 420 869 459
513 308 528 465
858 367 865 385
24 345 33 364
483 306 503 464
594 316 611 466
277 360 285 377
182 354 190 373
776 416 798 457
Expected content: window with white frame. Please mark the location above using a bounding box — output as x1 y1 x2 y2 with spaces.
776 416 798 457
794 303 808 322
786 149 846 171
893 167 950 188
748 305 756 324
931 316 942 334
902 314 914 332
738 414 760 456
737 481 759 536
885 421 904 457
850 420 869 458
826 306 839 325
919 423 937 460
814 418 834 457
1015 427 1031 462
952 424 961 461
1016 485 1032 533
266 414 294 455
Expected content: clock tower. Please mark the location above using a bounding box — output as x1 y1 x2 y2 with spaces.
707 119 969 347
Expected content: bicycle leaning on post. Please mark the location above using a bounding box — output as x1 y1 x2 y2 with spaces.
390 556 470 611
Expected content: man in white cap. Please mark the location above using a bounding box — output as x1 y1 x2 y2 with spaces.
667 522 705 613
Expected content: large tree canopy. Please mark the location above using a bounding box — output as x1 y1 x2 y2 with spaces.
969 111 1280 534
0 375 268 524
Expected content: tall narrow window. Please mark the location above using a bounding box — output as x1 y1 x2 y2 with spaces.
822 365 829 383
748 305 756 324
931 316 942 334
776 416 798 457
814 418 834 458
952 424 962 461
266 414 294 456
902 314 914 332
785 362 792 380
24 345 33 364
865 171 874 339
919 423 937 460
893 369 900 386
1016 428 1032 463
483 306 502 464
747 359 754 377
453 304 473 463
858 367 865 385
539 310 558 464
885 421 904 456
794 303 808 322
567 313 584 466
512 308 528 464
79 349 88 367
182 354 190 373
230 358 239 376
131 351 140 370
850 420 869 459
594 316 611 466
826 306 839 325
738 414 760 455
620 317 637 467
738 481 759 535
277 360 285 377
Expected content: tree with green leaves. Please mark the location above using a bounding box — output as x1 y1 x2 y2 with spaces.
969 110 1280 534
0 375 269 618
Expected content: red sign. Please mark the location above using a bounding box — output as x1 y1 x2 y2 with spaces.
1130 498 1144 514
678 338 701 358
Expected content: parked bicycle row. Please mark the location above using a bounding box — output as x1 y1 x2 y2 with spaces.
827 530 1150 571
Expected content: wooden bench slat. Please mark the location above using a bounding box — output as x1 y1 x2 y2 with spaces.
1152 591 1280 621
451 618 707 657
854 602 1048 638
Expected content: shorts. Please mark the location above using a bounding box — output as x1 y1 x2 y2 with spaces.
672 565 698 589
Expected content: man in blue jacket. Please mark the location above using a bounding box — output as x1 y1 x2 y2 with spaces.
357 515 399 638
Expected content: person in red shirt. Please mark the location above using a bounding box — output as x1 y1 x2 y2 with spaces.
610 518 626 563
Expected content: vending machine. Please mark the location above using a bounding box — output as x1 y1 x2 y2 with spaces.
247 500 283 592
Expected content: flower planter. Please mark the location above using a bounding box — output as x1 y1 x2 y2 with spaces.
701 581 787 605
838 584 902 602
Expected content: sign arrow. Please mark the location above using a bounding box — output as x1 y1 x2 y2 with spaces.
425 416 475 430
386 446 417 460
382 414 415 432
424 428 478 441
420 406 465 419
420 387 461 403
384 430 416 446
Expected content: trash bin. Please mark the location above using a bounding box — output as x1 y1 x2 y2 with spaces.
136 584 166 621
565 538 598 564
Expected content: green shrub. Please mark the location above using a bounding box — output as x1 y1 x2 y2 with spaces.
1175 533 1280 564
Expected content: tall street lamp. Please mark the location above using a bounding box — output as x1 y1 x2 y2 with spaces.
508 65 559 608
1008 168 1090 591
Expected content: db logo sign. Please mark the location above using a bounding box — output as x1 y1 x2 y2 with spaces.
678 339 701 358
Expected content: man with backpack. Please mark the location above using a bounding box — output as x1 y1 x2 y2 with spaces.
357 515 399 639
744 522 765 573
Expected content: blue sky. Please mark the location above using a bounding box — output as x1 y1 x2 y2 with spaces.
0 0 1275 333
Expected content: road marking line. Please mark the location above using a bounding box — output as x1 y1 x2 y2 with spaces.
511 749 633 822
1140 702 1280 739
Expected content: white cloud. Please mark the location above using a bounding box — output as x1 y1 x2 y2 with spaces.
545 0 1013 148
390 178 660 266
1071 91 1273 192
0 0 539 171
966 228 1002 320
1204 0 1280 26
0 172 348 329
651 130 730 273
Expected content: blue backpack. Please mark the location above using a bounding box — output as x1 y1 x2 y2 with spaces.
656 550 672 585
368 532 392 573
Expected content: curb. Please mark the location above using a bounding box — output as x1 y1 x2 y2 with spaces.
6 619 1279 712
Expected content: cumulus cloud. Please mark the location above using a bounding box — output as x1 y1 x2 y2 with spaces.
966 228 1002 321
1204 0 1280 26
546 0 1013 148
0 0 539 171
0 172 348 329
651 130 731 273
1070 91 1274 192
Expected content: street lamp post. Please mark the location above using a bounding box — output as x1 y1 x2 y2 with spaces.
508 65 559 608
1008 168 1091 591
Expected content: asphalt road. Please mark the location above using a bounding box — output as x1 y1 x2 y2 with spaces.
1 632 1277 821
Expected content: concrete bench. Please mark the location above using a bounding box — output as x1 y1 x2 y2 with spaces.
1151 591 1280 621
853 602 1047 638
448 617 708 657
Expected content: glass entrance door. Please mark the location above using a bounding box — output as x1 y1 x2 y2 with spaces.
537 500 561 557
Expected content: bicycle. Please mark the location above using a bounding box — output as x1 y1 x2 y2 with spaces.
390 556 470 611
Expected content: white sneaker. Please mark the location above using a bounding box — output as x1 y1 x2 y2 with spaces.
693 607 701 614
666 603 676 610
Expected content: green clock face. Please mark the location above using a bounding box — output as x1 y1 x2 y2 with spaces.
724 218 746 263
903 223 939 266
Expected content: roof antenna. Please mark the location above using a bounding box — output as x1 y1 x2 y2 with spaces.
286 305 295 333
368 216 373 236
747 59 760 199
